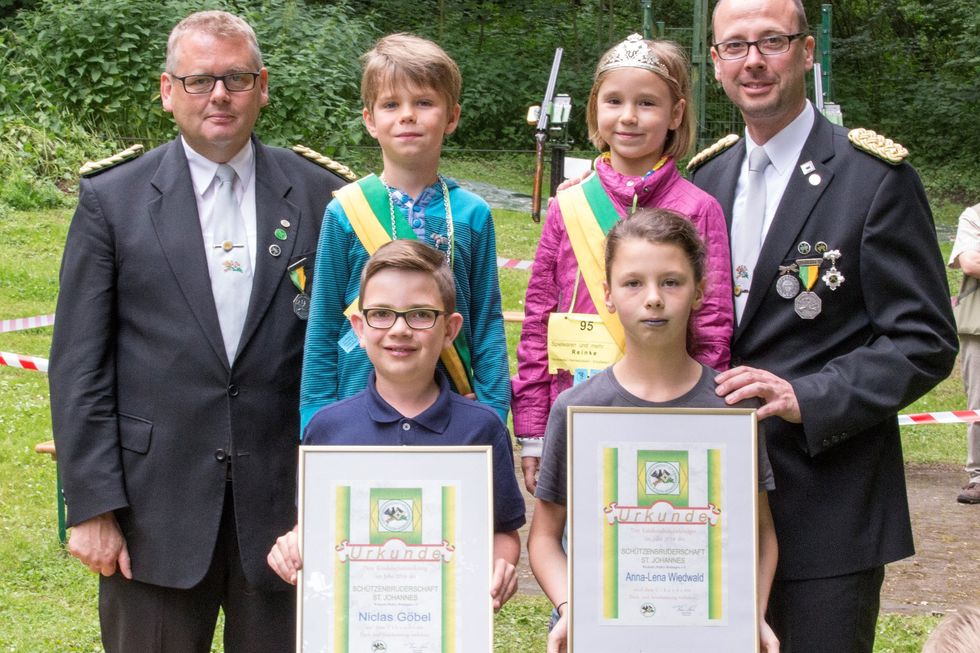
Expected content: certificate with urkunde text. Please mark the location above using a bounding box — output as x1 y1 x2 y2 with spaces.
298 447 493 653
568 408 760 651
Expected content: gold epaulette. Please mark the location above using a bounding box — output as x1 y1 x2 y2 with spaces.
292 145 358 182
847 128 908 165
79 144 144 177
686 134 740 172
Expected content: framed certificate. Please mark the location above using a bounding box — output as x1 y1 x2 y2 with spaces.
567 408 760 652
297 446 494 653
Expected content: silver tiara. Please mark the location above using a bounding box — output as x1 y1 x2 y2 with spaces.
596 34 675 84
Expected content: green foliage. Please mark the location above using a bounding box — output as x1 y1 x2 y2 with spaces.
0 0 374 152
821 0 980 199
0 117 113 211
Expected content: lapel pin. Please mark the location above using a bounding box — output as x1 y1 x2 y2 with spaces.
800 160 816 175
268 244 282 257
280 219 291 228
274 228 288 241
797 241 811 255
808 173 822 186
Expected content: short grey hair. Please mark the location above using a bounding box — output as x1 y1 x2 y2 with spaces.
165 10 263 73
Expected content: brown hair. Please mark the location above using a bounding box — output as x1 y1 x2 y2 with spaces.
360 33 462 112
359 240 456 313
166 11 262 73
604 208 705 284
586 39 694 159
923 606 980 653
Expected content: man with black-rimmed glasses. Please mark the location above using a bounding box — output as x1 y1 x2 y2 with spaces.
688 0 956 651
49 10 350 651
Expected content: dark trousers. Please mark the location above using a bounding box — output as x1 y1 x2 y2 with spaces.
767 566 885 653
99 483 294 653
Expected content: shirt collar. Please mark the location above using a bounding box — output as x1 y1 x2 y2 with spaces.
182 137 255 197
744 100 814 175
364 370 453 434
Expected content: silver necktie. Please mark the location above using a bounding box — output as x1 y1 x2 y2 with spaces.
206 163 252 362
732 146 771 323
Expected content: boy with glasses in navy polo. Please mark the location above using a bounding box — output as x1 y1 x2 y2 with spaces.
268 239 524 612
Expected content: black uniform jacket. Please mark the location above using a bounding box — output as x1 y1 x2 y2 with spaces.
50 136 346 590
691 113 957 580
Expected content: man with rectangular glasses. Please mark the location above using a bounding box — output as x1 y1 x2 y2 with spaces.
49 10 349 652
688 0 956 651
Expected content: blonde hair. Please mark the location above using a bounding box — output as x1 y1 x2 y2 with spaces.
923 607 980 653
586 39 694 159
359 240 457 314
166 11 262 73
360 33 461 112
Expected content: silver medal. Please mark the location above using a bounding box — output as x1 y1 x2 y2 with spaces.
794 291 822 319
293 293 310 320
776 274 801 299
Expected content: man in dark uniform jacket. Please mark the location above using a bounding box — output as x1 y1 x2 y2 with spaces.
689 0 957 651
48 10 350 652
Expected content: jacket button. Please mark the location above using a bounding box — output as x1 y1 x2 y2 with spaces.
228 384 239 397
214 449 228 462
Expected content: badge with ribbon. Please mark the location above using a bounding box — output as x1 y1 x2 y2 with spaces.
288 257 310 320
794 257 823 319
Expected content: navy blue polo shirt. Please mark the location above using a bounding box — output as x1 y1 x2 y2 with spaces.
303 371 526 533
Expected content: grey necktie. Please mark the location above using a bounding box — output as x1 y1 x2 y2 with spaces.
732 146 771 323
206 163 253 362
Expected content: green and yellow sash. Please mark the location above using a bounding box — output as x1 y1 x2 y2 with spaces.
556 173 626 356
334 175 474 395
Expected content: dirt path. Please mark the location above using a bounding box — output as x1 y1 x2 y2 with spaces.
511 458 976 616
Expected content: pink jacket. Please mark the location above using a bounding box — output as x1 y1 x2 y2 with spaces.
511 157 733 455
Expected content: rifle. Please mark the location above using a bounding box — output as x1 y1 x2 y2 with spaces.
530 48 563 223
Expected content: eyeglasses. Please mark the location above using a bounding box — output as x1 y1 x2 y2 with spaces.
712 33 807 60
362 307 447 330
171 72 261 94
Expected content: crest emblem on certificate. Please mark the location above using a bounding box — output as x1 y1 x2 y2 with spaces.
637 450 689 505
370 488 423 543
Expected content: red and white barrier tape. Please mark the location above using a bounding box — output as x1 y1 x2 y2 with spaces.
898 410 980 426
0 351 48 373
497 256 533 271
0 313 55 333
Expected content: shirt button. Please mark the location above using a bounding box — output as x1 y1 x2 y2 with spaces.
401 422 411 431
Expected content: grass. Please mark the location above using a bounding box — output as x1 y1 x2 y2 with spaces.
0 155 968 651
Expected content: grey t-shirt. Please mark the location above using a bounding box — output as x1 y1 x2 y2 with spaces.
535 365 775 506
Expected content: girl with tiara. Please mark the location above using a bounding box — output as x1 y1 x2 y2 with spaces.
512 35 734 493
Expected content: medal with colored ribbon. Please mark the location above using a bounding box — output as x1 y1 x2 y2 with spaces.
288 258 310 320
794 257 823 319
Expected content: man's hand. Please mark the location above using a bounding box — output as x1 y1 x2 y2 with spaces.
521 456 540 494
490 557 518 612
68 512 132 578
715 365 802 423
267 524 302 585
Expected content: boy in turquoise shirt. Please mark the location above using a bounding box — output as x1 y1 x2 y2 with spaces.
300 33 509 431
